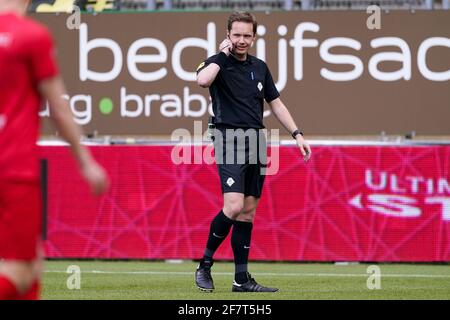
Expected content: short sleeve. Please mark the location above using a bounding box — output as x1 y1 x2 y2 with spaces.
196 55 217 74
264 64 280 103
28 27 59 82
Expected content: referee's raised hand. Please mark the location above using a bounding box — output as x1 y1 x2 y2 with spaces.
219 38 233 56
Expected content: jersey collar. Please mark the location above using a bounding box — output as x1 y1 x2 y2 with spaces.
230 53 253 65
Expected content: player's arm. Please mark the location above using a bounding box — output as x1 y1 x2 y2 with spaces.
197 39 232 88
39 76 110 195
268 97 312 162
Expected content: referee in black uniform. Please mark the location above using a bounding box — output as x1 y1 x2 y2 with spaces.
195 12 311 293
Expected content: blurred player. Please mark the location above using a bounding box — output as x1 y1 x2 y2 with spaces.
0 0 109 300
195 11 311 292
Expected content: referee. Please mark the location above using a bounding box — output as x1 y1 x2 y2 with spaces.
195 11 311 293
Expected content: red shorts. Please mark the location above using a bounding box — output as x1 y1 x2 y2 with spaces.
0 180 42 260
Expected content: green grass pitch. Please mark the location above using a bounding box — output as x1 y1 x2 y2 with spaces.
42 260 450 300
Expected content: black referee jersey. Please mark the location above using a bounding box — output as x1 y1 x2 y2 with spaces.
197 53 280 129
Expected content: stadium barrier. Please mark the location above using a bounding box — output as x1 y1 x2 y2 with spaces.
39 142 450 261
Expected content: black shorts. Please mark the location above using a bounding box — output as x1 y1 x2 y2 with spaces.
213 126 267 198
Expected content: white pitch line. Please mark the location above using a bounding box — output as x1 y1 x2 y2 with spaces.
44 270 450 279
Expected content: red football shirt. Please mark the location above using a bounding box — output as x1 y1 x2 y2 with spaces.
0 12 58 182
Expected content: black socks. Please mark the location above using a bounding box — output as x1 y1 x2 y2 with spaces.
201 210 234 268
231 220 253 284
200 211 254 285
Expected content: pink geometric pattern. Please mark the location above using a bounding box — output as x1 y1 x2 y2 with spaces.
40 145 450 261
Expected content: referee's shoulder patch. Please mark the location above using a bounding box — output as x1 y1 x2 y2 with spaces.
196 61 205 71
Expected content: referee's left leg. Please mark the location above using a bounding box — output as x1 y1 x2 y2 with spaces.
231 196 259 284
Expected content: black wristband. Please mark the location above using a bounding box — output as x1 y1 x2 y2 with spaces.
214 52 228 68
292 129 303 139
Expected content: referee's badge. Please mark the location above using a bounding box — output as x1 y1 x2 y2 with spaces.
196 62 205 71
257 82 263 91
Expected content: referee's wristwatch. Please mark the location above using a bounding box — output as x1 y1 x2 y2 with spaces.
291 129 303 139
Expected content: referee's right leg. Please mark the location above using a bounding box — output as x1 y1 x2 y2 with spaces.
195 192 244 292
195 127 247 292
